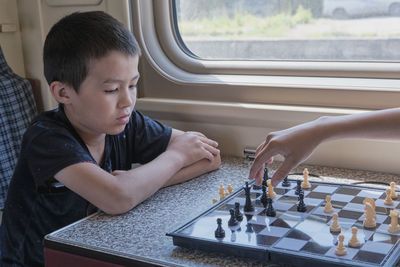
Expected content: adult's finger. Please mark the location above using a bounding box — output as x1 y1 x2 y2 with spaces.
271 159 295 187
254 163 265 186
248 144 276 180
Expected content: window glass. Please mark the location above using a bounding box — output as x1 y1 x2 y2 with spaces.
174 0 400 61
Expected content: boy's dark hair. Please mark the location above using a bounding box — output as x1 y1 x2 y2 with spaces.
43 11 141 92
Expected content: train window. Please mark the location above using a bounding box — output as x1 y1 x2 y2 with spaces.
174 0 400 61
132 0 400 110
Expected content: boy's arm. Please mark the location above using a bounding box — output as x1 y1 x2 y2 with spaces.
249 107 400 187
55 131 219 215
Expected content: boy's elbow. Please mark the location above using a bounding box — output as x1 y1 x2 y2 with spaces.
101 187 137 215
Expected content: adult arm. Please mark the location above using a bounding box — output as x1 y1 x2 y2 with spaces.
249 107 400 187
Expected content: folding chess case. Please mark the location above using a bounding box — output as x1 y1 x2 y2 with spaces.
167 179 400 267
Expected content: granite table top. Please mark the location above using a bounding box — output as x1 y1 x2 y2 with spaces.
45 156 400 267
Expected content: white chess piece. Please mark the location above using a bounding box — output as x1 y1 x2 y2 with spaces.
385 188 394 205
330 213 341 233
301 168 311 189
391 182 398 199
363 197 376 219
363 202 376 228
348 227 360 248
335 234 347 256
388 210 400 233
324 195 334 213
267 180 276 199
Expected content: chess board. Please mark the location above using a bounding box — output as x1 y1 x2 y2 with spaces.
167 179 400 267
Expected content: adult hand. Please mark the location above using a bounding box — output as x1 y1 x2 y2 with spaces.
249 120 322 187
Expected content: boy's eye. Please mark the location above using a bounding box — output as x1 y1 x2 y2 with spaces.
129 85 137 90
105 88 118 94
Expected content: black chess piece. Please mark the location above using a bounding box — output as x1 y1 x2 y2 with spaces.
244 182 254 212
260 185 268 208
245 214 253 222
295 180 302 195
234 202 243 221
215 218 225 238
297 191 307 212
245 222 254 233
262 179 267 188
252 183 261 190
282 176 290 187
228 208 239 226
263 167 269 181
266 198 276 217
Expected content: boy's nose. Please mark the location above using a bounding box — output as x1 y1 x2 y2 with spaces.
119 88 135 108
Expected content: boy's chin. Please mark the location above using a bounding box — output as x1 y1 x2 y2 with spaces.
107 126 126 135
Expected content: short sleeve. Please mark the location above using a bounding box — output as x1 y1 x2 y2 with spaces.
25 126 96 187
130 110 172 164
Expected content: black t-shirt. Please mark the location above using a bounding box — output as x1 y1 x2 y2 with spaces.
0 107 171 266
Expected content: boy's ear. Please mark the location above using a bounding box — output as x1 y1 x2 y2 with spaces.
49 81 75 104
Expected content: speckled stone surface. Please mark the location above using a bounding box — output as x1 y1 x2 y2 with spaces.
46 156 400 267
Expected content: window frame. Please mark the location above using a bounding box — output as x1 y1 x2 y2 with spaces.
130 0 400 110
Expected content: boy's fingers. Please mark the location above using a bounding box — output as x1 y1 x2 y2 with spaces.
203 143 220 156
199 136 219 148
203 148 215 161
187 131 206 138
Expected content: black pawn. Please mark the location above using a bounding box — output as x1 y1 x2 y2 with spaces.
260 185 268 208
234 202 243 221
295 180 302 195
215 218 225 238
228 208 238 226
266 198 276 217
297 192 307 212
282 176 290 187
244 182 254 212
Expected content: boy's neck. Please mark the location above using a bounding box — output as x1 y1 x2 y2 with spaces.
62 106 106 148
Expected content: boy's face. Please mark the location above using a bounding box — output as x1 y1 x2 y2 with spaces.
65 51 140 137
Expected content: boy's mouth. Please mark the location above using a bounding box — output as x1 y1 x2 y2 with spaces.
117 114 130 124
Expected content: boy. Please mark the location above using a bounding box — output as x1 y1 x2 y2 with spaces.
249 108 400 186
0 11 221 266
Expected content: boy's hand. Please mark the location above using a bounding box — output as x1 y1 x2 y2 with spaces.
167 131 219 168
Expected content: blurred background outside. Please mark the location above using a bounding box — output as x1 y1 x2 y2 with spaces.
175 0 400 61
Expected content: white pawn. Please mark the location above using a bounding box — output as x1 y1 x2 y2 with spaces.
324 195 334 213
330 213 341 233
301 168 311 189
348 227 360 248
385 188 394 206
391 182 398 199
388 210 400 233
267 180 276 199
335 234 347 256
